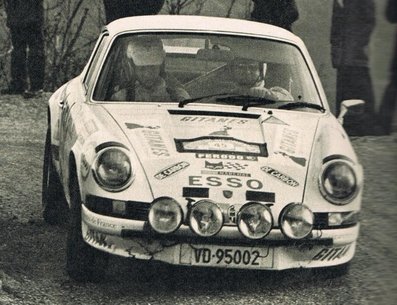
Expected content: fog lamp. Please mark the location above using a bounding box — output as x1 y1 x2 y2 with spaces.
148 197 183 234
280 203 314 239
237 202 273 239
189 200 223 237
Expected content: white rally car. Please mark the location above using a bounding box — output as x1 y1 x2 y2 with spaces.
42 15 363 281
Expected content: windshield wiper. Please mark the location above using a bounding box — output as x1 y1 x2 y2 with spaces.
178 93 231 108
277 102 326 112
215 95 277 111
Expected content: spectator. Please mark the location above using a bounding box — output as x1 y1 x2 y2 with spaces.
111 36 190 102
103 0 165 24
331 0 379 136
378 0 397 134
1 0 45 98
250 0 299 32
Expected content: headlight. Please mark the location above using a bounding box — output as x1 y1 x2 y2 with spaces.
280 203 314 239
320 160 358 204
94 147 133 191
237 202 273 239
189 200 223 237
148 197 183 234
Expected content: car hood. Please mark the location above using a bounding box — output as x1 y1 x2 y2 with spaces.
102 104 321 209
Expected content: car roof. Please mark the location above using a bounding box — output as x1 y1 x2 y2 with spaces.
104 15 301 45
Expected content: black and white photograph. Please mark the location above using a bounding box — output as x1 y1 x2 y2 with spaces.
0 1 396 304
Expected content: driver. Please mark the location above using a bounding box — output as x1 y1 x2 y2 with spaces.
229 58 294 101
111 36 190 102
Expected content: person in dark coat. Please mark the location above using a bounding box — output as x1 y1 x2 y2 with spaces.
378 0 397 134
1 0 45 97
250 0 299 32
331 0 379 136
103 0 165 24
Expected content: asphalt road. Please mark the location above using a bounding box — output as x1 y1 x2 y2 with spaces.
0 95 396 305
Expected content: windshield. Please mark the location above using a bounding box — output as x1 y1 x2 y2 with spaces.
93 33 321 108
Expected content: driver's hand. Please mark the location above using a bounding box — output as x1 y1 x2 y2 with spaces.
248 86 272 98
269 86 294 101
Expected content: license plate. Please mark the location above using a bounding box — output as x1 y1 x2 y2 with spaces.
181 244 273 268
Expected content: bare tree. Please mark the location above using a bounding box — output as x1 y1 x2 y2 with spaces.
165 0 195 15
191 0 208 15
45 0 101 89
226 0 238 17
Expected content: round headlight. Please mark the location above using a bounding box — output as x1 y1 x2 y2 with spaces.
148 197 183 234
280 203 314 239
237 202 273 239
94 147 133 191
320 160 358 204
189 200 223 237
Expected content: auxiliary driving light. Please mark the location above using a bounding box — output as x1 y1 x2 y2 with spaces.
189 200 223 237
237 202 273 239
148 197 183 234
280 203 314 239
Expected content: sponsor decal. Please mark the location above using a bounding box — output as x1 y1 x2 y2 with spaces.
180 116 248 124
141 129 170 157
260 166 299 187
85 215 117 229
125 123 160 129
276 152 306 167
205 161 224 170
84 120 98 135
154 161 190 180
80 155 90 179
223 190 233 199
189 176 264 190
84 229 113 249
204 160 249 171
201 170 251 177
312 245 351 261
261 115 288 125
224 162 248 171
196 153 258 161
279 128 299 155
227 205 237 223
209 126 232 136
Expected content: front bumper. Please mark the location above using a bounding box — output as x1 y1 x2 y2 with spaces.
81 204 359 270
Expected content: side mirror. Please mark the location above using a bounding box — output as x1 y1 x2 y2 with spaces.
337 99 365 125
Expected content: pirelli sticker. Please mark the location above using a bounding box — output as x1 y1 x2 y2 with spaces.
260 166 299 187
154 161 190 180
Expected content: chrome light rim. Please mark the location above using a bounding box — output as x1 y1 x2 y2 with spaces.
279 203 314 239
189 200 224 237
92 147 135 192
319 159 360 205
237 202 273 239
148 197 183 234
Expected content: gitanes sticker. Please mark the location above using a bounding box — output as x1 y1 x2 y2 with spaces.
260 166 299 187
154 161 190 180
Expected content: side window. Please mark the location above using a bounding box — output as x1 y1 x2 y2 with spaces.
83 34 109 91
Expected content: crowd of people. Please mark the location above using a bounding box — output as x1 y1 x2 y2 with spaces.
0 0 395 135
